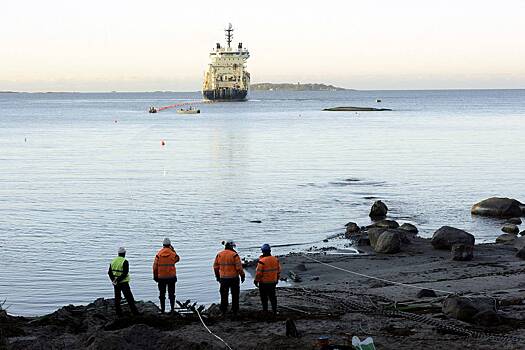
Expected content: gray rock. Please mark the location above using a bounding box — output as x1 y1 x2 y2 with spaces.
374 230 401 254
471 197 523 218
442 296 496 323
520 231 525 236
501 224 519 234
369 200 388 219
295 263 307 272
431 226 475 250
451 243 474 261
416 289 437 298
367 228 386 249
496 233 518 245
399 223 418 234
472 309 501 327
344 222 360 238
369 219 399 229
508 217 522 225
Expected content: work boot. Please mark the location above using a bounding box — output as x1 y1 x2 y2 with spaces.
129 302 141 316
115 303 123 317
169 297 175 314
159 298 165 314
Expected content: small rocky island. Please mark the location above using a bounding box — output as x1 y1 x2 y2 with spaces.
251 83 350 91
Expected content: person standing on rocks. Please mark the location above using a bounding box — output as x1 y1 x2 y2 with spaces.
153 237 180 314
213 239 245 317
254 243 281 315
108 247 140 316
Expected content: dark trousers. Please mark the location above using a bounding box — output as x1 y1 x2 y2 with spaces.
219 277 240 314
157 278 176 300
158 278 176 312
259 282 277 313
113 282 139 315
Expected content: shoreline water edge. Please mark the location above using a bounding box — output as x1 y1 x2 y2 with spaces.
1 198 525 349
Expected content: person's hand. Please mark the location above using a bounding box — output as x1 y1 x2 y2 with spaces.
216 276 221 282
112 279 118 286
153 276 159 283
254 281 259 287
241 275 245 283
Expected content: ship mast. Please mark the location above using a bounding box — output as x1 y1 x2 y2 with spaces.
225 23 233 48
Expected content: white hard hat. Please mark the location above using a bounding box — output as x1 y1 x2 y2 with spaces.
163 237 171 246
118 247 126 254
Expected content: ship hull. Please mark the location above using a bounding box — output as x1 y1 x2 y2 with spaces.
203 89 248 101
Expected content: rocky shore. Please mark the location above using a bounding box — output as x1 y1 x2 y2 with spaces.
2 198 525 350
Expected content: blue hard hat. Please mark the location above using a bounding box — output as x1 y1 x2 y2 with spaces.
261 243 271 252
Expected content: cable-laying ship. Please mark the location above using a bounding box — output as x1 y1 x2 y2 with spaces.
202 24 250 101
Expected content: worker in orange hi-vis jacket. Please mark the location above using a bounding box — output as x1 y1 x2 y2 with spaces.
213 239 245 316
153 238 180 314
254 243 281 315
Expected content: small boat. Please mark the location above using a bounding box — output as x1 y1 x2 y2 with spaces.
176 107 200 114
148 106 158 113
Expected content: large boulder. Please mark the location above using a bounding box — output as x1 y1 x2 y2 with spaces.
367 228 386 249
501 224 519 234
374 230 401 254
496 233 518 245
442 296 496 324
369 219 399 229
369 200 388 219
451 243 473 261
431 226 475 250
399 223 418 234
471 197 523 218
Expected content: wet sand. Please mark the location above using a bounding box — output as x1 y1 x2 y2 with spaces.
2 236 525 349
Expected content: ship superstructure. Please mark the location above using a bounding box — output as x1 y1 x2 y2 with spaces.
202 24 250 101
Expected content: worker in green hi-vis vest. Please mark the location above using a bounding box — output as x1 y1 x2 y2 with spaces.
108 247 140 316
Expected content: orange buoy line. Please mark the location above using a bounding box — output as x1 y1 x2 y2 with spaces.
151 100 213 112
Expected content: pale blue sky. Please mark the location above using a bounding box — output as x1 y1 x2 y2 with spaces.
1 0 524 91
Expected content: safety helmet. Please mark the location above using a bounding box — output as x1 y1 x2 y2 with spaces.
222 239 236 247
261 243 271 252
118 247 126 254
163 237 171 246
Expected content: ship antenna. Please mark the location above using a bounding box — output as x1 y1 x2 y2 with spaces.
225 23 233 48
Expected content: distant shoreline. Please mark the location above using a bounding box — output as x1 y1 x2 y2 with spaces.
251 82 351 91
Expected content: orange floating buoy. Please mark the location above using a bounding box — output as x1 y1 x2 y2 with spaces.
161 140 166 146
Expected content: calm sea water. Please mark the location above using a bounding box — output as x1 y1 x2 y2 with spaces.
1 89 524 315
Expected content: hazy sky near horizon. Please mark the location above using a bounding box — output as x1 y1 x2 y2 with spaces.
1 0 524 91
